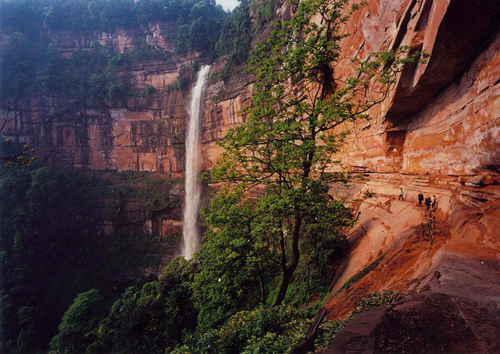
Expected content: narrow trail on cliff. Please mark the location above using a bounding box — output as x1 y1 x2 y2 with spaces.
182 65 211 260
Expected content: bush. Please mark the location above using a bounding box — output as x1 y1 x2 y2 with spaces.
86 257 198 354
49 289 104 354
181 306 310 354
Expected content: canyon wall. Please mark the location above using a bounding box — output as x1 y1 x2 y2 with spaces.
2 22 194 242
202 0 500 177
202 1 500 351
2 22 187 174
3 2 499 204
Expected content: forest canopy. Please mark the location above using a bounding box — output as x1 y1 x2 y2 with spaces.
0 0 226 34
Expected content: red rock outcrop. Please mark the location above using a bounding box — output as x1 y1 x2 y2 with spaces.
1 21 195 175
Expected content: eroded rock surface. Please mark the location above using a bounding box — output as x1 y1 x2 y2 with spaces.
322 173 500 353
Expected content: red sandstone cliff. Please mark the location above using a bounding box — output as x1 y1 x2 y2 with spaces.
1 22 197 241
203 1 500 351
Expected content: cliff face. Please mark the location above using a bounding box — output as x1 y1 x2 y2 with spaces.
3 22 187 174
338 0 500 176
318 1 500 351
2 22 193 241
4 2 500 208
202 1 500 351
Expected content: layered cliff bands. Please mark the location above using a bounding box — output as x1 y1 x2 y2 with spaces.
1 22 200 240
2 0 500 351
2 21 187 173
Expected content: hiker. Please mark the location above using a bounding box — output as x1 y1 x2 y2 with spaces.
418 192 424 206
432 195 437 208
425 197 431 210
399 188 404 201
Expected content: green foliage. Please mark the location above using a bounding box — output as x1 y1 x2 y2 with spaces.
0 0 427 352
0 0 228 101
83 257 198 354
215 0 252 79
50 289 105 354
167 64 192 91
293 207 349 298
0 166 97 352
0 138 38 177
250 0 275 29
0 32 36 99
177 305 311 354
210 0 422 306
0 0 226 36
0 166 167 352
314 317 348 349
350 290 400 315
181 0 226 55
0 35 126 104
193 190 277 330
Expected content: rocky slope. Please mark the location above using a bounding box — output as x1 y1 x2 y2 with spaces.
318 0 500 351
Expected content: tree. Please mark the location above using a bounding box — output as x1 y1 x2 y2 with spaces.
85 257 198 354
192 190 277 330
210 0 424 306
49 289 104 353
0 32 36 100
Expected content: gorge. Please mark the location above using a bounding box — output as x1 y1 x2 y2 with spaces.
1 0 499 352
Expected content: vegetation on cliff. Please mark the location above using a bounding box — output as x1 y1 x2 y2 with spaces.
0 0 226 51
0 166 173 352
210 0 420 307
0 0 228 103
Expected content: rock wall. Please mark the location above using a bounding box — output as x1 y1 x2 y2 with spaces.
336 0 500 176
1 22 195 240
3 1 499 188
1 21 192 174
200 1 500 351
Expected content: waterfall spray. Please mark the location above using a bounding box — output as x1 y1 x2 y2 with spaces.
182 65 210 260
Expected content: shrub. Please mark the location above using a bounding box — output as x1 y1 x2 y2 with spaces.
49 289 104 354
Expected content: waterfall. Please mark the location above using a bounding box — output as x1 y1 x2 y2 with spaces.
182 65 210 260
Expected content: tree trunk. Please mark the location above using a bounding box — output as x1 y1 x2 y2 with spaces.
274 268 293 306
274 213 302 306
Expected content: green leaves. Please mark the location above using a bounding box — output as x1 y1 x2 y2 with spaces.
50 289 104 354
192 190 277 330
81 257 199 354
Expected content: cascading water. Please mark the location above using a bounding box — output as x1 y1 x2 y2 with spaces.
182 65 210 260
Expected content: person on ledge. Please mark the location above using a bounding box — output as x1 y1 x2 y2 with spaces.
418 192 424 206
425 197 431 210
399 188 405 201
